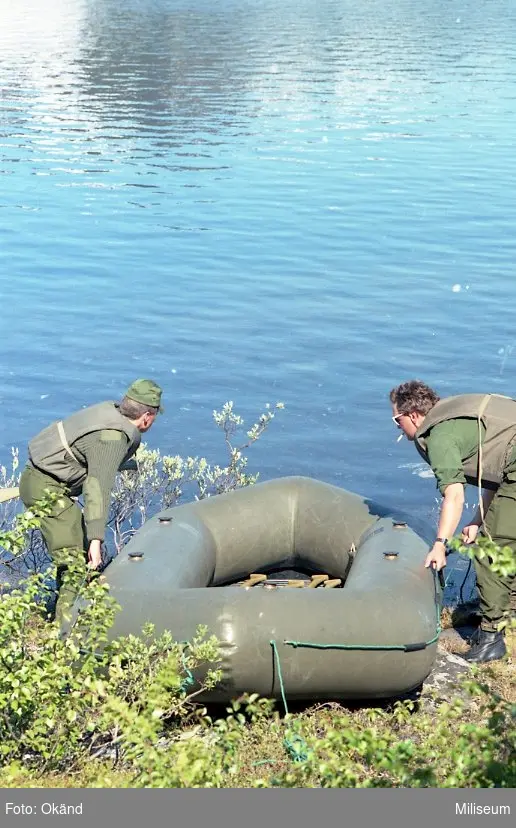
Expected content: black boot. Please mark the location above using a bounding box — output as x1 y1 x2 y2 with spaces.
467 626 481 645
463 630 506 663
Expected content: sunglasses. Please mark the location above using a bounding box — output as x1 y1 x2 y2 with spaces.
392 413 407 425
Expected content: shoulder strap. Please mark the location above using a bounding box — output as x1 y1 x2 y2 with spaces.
476 395 491 532
477 394 491 419
57 420 79 462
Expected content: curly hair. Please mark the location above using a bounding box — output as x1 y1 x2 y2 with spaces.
389 380 440 416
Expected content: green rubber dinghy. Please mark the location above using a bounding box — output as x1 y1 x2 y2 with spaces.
102 476 441 701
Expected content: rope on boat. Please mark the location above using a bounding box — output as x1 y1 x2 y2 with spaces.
270 639 311 763
269 571 444 765
279 569 442 654
282 633 441 651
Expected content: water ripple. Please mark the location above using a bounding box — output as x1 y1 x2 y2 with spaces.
0 1 515 557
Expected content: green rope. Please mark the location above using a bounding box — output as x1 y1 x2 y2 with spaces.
283 732 311 763
179 643 195 693
282 572 442 653
283 633 440 651
268 571 443 765
270 640 311 763
270 639 290 715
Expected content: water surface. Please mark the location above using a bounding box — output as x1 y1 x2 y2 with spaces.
2 0 516 600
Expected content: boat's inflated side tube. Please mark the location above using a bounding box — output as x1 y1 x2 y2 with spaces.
103 476 441 701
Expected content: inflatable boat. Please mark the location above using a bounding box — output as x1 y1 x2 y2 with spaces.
102 476 441 701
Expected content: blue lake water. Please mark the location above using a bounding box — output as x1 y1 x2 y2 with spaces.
2 0 516 602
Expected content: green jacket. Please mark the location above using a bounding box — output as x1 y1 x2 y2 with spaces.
28 401 141 488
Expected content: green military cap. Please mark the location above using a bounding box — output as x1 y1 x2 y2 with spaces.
125 379 164 413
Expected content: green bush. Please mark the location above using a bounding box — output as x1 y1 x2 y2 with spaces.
0 402 284 786
253 691 515 788
0 564 230 783
0 401 284 574
449 535 516 633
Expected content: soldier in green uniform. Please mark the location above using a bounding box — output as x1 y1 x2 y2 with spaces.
19 379 163 623
389 379 515 663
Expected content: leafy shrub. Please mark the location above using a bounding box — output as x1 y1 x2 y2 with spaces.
0 401 284 786
0 564 228 782
0 401 284 571
449 535 516 633
252 691 515 788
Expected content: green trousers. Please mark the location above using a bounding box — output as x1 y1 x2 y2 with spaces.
478 458 516 632
19 464 88 624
